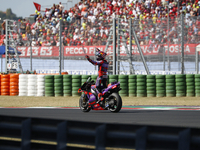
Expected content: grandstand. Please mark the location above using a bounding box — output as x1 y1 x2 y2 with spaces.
1 0 200 47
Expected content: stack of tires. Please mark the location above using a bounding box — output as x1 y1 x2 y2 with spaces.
37 75 45 96
155 75 166 97
81 75 91 85
109 75 118 84
136 75 146 97
72 75 81 96
19 74 28 96
27 75 37 96
146 75 156 97
175 74 186 97
10 74 19 96
186 74 195 97
165 75 176 97
195 74 200 97
91 75 98 83
45 75 54 97
118 75 128 97
1 75 10 96
128 75 137 97
54 75 63 97
63 75 72 97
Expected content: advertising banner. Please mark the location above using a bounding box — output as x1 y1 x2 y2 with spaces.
17 44 197 58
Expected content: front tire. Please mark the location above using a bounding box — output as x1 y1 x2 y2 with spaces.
79 94 91 112
108 93 122 113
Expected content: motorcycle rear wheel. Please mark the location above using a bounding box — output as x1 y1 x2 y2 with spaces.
79 94 91 112
108 93 122 113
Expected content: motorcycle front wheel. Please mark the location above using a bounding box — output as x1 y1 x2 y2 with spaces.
79 94 91 112
108 92 122 113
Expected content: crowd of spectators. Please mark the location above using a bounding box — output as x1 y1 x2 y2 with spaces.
1 0 200 47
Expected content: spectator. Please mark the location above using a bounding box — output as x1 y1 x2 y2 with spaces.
31 38 37 46
1 20 5 35
26 23 31 41
3 0 198 49
51 38 57 46
18 39 24 46
20 20 26 34
30 10 40 22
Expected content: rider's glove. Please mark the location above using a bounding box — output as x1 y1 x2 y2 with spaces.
85 55 90 59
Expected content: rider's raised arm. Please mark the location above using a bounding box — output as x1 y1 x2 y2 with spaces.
87 58 104 66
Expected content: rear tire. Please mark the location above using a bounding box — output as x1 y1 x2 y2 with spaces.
108 93 122 113
79 94 91 112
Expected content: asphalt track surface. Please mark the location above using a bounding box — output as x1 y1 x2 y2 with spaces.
0 108 200 128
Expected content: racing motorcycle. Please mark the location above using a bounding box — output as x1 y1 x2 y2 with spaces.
78 77 122 113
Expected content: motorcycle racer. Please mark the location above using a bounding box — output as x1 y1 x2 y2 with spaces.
85 48 109 103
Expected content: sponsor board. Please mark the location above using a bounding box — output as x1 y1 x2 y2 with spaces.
16 44 198 57
36 70 199 75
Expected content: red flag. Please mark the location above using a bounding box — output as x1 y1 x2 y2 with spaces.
33 2 41 11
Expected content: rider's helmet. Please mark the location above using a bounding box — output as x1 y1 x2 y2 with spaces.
96 50 107 61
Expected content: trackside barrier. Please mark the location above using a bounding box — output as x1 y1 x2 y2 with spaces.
0 115 200 150
1 74 200 97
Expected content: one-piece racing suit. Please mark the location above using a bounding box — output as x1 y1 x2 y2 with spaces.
87 57 109 93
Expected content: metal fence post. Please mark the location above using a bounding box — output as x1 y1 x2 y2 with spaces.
113 18 116 75
94 47 96 70
1 55 2 72
167 6 170 71
196 46 199 74
21 118 31 150
178 129 190 150
163 46 165 71
59 19 63 75
136 127 147 150
57 121 67 150
181 14 184 74
62 44 64 71
132 27 150 74
129 18 135 74
30 40 32 72
95 124 106 150
5 19 8 73
116 18 120 75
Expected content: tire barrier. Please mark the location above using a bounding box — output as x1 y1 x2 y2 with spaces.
195 74 200 97
1 74 200 97
136 75 146 97
165 75 176 97
10 74 19 96
146 75 156 97
54 75 63 97
118 75 128 97
81 75 91 85
45 75 54 97
1 75 10 96
91 75 98 82
186 74 195 97
109 75 118 84
175 74 186 97
27 75 37 96
18 74 28 96
128 75 136 97
72 75 81 96
63 75 72 97
156 75 166 97
37 75 45 97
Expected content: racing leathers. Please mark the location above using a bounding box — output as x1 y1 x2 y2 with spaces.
86 56 109 94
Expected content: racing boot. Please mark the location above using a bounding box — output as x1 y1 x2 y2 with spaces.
97 93 104 103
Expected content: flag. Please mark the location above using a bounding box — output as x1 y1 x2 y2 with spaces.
33 2 41 11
